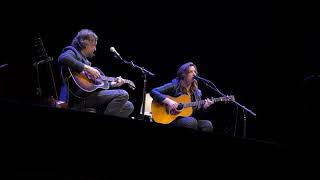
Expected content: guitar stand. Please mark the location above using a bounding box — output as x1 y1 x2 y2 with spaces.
33 57 58 104
34 62 43 102
33 37 58 105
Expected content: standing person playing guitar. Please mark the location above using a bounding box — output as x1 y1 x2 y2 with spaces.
58 29 134 118
150 62 234 132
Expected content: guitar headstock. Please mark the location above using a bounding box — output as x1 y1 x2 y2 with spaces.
33 37 49 60
127 80 136 90
33 37 53 67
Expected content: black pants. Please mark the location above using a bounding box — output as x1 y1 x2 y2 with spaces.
171 116 213 132
76 89 134 118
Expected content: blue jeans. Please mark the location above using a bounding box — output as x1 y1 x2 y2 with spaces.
171 117 213 132
79 89 134 118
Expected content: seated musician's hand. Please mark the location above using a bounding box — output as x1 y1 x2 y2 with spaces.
114 76 125 87
203 98 214 109
166 99 181 112
85 65 101 79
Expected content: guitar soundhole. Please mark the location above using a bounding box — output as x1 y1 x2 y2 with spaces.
85 72 103 86
166 103 183 115
176 104 183 111
93 79 103 86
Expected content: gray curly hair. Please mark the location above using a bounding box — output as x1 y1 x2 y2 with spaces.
71 29 98 50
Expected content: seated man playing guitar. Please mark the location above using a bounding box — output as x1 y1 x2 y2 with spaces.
150 62 234 132
58 29 134 118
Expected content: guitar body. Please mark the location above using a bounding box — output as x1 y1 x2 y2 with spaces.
70 67 109 92
151 95 193 124
68 67 136 98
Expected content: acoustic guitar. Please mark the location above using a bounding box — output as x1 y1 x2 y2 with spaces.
68 67 135 94
151 94 234 124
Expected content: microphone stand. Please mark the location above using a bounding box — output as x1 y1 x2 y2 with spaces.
196 76 256 138
0 64 8 69
113 55 155 122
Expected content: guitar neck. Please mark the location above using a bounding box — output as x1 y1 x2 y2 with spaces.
183 97 228 108
103 76 129 83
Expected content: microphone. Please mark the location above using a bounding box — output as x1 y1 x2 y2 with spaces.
194 75 209 82
110 47 122 60
194 75 218 90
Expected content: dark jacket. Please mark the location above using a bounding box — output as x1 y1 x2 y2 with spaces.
57 46 91 102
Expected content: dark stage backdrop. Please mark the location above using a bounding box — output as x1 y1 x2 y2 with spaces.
0 1 281 142
302 3 320 144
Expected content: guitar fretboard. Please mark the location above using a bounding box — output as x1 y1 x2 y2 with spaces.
102 76 130 83
183 97 232 108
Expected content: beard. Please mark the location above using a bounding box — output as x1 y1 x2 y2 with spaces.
88 52 95 58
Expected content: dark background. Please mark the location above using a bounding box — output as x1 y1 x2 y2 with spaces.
4 1 320 178
302 3 320 144
1 0 302 145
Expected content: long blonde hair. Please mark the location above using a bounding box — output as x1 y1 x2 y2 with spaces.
176 62 198 95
